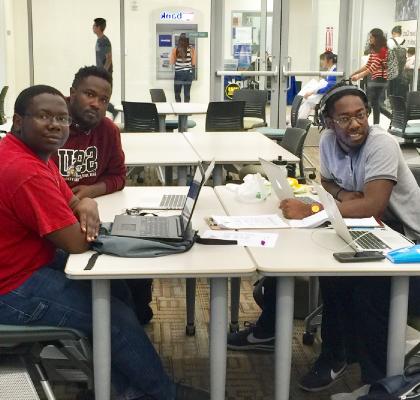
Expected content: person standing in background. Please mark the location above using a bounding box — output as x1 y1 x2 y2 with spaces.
387 25 407 97
93 18 113 75
351 28 388 124
170 34 196 102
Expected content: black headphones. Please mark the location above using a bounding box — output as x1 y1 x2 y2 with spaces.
318 81 369 128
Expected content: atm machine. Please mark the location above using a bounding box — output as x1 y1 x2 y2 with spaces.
156 24 198 80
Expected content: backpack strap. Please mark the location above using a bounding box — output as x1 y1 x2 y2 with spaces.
392 38 399 47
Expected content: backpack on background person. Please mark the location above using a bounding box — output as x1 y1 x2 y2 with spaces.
387 38 407 81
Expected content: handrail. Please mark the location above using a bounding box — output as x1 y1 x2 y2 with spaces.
216 67 278 77
282 66 344 77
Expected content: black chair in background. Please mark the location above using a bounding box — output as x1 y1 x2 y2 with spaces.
388 94 420 144
0 86 9 131
149 89 196 131
290 94 304 128
232 89 268 130
121 101 160 132
280 127 309 182
205 101 245 132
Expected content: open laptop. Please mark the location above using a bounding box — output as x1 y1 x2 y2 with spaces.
134 164 208 210
315 184 412 252
259 158 314 203
110 160 215 241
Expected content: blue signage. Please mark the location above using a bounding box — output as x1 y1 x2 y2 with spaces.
159 34 172 47
233 44 252 68
160 11 182 20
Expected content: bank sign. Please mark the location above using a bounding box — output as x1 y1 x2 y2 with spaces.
160 11 194 21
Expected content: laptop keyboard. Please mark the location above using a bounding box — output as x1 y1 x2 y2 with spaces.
349 230 389 250
138 217 170 236
159 195 186 209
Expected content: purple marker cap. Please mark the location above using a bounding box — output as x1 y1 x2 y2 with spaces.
261 240 266 246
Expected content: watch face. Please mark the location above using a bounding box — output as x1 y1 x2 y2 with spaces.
311 204 320 213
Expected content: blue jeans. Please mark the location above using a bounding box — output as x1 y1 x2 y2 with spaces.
174 70 193 103
0 251 176 400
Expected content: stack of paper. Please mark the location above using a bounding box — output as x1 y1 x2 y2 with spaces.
209 214 289 229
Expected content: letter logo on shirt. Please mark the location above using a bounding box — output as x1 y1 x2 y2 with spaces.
57 146 98 182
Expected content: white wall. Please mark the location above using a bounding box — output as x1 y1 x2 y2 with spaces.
31 0 121 103
124 1 211 103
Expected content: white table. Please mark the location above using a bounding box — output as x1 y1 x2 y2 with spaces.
65 186 255 400
214 185 417 400
155 103 176 132
171 102 208 132
121 132 200 185
184 131 300 185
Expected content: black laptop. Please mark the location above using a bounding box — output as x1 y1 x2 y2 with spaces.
110 160 215 241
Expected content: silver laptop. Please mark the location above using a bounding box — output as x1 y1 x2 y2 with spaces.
315 184 412 252
259 158 314 204
111 160 215 241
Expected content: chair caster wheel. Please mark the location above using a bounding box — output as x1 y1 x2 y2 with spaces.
186 325 196 336
303 331 315 346
309 173 316 180
229 322 239 333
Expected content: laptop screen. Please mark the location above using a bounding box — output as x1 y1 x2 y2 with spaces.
181 166 204 229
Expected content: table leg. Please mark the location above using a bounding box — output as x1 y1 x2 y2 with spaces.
213 165 223 186
158 115 166 132
92 279 111 400
230 278 241 332
165 167 173 185
185 278 196 336
210 278 228 400
178 166 187 186
274 277 295 400
387 276 409 376
178 115 188 133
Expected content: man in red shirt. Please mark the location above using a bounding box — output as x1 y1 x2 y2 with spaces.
52 66 153 324
0 85 209 400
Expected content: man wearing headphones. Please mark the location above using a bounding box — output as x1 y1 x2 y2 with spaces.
228 83 420 392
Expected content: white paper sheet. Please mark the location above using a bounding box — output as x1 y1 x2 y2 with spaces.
201 230 278 248
210 214 289 229
343 217 380 228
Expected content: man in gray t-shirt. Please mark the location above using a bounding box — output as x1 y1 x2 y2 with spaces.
93 17 113 75
280 85 420 389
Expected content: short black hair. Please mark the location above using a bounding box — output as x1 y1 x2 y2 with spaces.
94 18 106 31
392 25 402 35
72 65 113 89
14 85 66 116
324 82 369 118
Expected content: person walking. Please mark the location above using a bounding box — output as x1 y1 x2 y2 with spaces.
170 34 196 103
93 18 113 75
351 28 388 124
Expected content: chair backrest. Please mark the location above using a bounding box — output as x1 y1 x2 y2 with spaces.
121 101 160 132
389 95 407 131
280 127 308 158
0 86 8 125
205 101 245 131
232 89 267 121
149 89 167 103
290 95 304 127
407 91 420 121
295 118 312 134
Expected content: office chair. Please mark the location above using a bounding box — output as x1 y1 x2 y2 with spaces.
388 95 420 145
149 89 196 131
232 89 268 130
121 101 160 132
0 324 92 399
0 86 9 131
205 101 245 132
290 94 304 128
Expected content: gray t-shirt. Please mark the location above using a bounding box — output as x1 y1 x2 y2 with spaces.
320 125 420 239
95 35 113 74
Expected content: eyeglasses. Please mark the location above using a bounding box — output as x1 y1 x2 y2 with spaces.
333 111 368 128
24 113 72 126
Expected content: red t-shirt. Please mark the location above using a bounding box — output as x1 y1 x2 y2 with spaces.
51 117 126 194
0 134 77 294
366 47 388 80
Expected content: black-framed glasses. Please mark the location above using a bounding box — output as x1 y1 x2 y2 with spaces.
24 113 72 126
333 111 369 128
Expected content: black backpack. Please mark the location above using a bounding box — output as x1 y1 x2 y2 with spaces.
391 38 407 76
